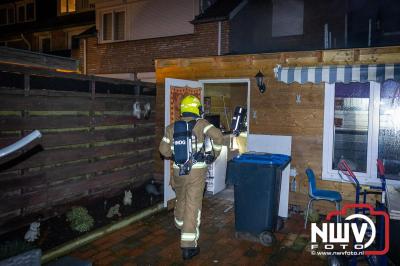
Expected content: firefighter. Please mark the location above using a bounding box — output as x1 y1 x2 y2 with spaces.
159 95 223 260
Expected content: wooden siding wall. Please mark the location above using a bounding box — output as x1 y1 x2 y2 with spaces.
155 46 400 214
0 69 155 234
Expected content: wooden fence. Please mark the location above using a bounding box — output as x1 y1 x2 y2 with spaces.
0 64 156 234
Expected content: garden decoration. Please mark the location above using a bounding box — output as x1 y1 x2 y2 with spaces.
132 101 152 120
145 179 160 196
24 222 40 243
132 102 142 119
123 190 132 206
66 207 94 233
107 204 121 218
143 102 151 119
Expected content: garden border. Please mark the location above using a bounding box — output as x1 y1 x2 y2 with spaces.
41 202 165 264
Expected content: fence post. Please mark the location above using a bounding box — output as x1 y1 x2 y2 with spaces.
90 79 96 100
24 73 30 96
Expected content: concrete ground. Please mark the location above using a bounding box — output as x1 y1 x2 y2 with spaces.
67 192 326 265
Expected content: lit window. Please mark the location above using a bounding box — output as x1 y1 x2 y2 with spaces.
101 9 126 42
323 81 400 182
60 0 76 14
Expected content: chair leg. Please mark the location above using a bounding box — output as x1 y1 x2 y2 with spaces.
304 198 314 229
335 201 341 223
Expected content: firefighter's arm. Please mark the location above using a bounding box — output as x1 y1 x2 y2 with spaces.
203 122 224 158
159 126 173 158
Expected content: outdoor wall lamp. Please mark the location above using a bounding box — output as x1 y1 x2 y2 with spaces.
255 70 266 93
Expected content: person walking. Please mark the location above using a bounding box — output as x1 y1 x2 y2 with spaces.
159 95 223 260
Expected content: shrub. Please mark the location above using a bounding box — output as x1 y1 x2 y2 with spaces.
66 207 94 233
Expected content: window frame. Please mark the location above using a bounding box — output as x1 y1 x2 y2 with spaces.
0 7 7 26
25 1 36 22
99 7 127 43
322 81 386 185
38 34 52 52
15 0 35 23
59 0 93 15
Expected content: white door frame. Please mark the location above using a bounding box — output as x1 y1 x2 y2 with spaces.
163 78 251 207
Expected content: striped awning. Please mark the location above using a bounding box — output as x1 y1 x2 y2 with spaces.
273 64 400 84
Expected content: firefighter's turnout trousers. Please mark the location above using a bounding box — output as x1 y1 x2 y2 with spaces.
159 117 223 248
171 167 206 247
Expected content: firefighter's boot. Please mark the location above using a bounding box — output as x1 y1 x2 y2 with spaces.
182 247 200 260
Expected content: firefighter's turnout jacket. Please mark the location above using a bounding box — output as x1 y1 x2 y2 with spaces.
159 117 223 248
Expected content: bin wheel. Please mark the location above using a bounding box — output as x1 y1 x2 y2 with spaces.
276 217 284 231
259 231 275 247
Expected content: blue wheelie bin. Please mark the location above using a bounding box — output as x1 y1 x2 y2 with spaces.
226 152 291 246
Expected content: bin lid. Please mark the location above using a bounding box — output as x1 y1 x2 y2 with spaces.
232 152 291 166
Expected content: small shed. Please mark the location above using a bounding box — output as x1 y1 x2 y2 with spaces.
155 46 400 213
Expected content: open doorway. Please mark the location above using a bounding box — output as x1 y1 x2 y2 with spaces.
201 81 249 153
163 78 250 206
200 79 250 197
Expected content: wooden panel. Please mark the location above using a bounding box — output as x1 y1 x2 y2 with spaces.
1 138 155 172
155 46 400 213
0 83 156 232
0 151 154 193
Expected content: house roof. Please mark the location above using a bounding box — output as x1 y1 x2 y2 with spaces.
74 26 97 39
192 0 247 24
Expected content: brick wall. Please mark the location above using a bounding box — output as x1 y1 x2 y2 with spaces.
81 21 230 75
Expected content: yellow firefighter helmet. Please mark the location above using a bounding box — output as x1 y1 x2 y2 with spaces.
180 95 202 116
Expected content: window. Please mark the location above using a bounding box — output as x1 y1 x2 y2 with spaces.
60 0 93 14
39 36 51 52
26 2 34 21
323 81 400 183
102 13 112 41
8 7 15 24
16 0 35 23
0 9 6 25
60 0 76 14
17 5 25 22
100 9 126 42
0 6 15 25
272 0 304 37
114 11 125 41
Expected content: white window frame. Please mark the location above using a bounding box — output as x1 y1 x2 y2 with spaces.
38 34 52 52
16 0 35 23
99 7 127 43
323 81 400 186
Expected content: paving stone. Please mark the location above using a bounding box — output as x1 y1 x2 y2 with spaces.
69 197 325 265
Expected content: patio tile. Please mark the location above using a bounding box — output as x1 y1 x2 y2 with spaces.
67 196 325 265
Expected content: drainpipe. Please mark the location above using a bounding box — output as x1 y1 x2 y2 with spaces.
21 33 31 50
368 18 372 47
83 38 87 75
217 21 222 55
324 24 329 49
344 14 348 48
